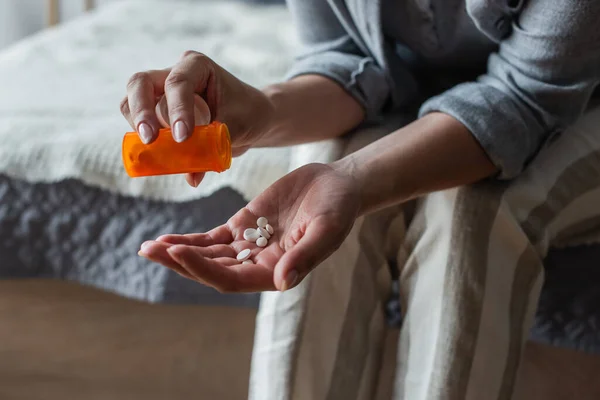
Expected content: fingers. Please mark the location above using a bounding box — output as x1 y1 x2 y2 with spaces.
193 94 211 125
183 96 214 187
155 234 197 245
232 146 250 157
120 97 135 130
155 95 170 128
122 51 214 145
167 245 275 292
164 51 214 142
185 172 206 188
162 90 210 188
273 217 348 291
138 240 195 280
139 241 239 283
123 69 170 144
156 225 232 246
155 94 211 129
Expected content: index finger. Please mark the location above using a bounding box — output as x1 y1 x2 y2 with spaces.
164 51 213 143
156 225 233 246
167 245 276 293
126 69 170 143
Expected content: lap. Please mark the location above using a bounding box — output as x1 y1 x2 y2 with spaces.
410 104 600 256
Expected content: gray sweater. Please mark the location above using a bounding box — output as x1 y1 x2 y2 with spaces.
285 0 600 178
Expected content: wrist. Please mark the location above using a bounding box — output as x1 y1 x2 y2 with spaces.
330 155 372 216
230 83 277 148
331 112 497 215
254 76 366 148
246 83 285 148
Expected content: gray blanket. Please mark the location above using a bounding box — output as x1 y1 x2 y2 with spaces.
0 174 259 307
531 245 600 354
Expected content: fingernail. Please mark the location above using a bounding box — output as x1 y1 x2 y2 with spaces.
155 234 169 242
139 241 151 254
173 121 188 143
281 270 298 292
194 106 210 126
138 122 154 144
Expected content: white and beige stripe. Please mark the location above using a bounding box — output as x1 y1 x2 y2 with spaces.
249 105 600 400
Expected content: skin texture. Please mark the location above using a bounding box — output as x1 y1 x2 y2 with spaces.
120 51 362 187
126 51 496 292
139 163 361 291
120 51 274 187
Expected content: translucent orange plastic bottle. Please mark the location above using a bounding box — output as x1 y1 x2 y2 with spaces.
122 121 232 177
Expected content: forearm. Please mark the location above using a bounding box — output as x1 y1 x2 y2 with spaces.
255 75 365 147
334 112 498 215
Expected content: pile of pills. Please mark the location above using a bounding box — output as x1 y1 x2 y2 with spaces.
237 217 274 264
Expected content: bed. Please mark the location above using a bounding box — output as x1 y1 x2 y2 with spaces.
0 0 321 306
0 0 599 374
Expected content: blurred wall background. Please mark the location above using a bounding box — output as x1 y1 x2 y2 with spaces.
0 0 118 50
0 0 285 50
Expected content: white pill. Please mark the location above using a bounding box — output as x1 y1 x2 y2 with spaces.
242 260 252 265
256 237 268 247
243 228 260 242
236 248 251 261
266 224 274 235
258 226 271 239
257 217 268 228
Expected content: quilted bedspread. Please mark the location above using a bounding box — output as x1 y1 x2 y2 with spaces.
0 173 260 306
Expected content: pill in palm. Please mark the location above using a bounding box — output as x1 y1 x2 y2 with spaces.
236 248 251 261
242 260 252 265
266 224 274 235
243 228 260 242
256 237 268 247
258 226 271 239
257 217 268 228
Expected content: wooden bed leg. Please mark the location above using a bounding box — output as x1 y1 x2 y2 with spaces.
85 0 95 12
47 0 95 27
47 0 59 27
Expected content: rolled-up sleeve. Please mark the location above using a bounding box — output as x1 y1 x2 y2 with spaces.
285 0 390 120
419 0 600 179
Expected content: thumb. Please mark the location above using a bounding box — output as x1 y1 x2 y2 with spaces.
273 217 349 291
186 96 211 187
192 94 211 125
155 94 211 128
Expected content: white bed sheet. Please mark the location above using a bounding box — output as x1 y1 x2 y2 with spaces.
0 0 342 202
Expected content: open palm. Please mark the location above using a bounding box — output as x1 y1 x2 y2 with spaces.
138 163 361 292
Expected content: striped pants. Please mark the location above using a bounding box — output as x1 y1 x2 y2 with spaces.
249 104 600 400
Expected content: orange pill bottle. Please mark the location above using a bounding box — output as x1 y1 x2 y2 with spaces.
122 121 232 177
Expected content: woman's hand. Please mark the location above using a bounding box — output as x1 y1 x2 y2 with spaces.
120 50 274 187
137 163 361 292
